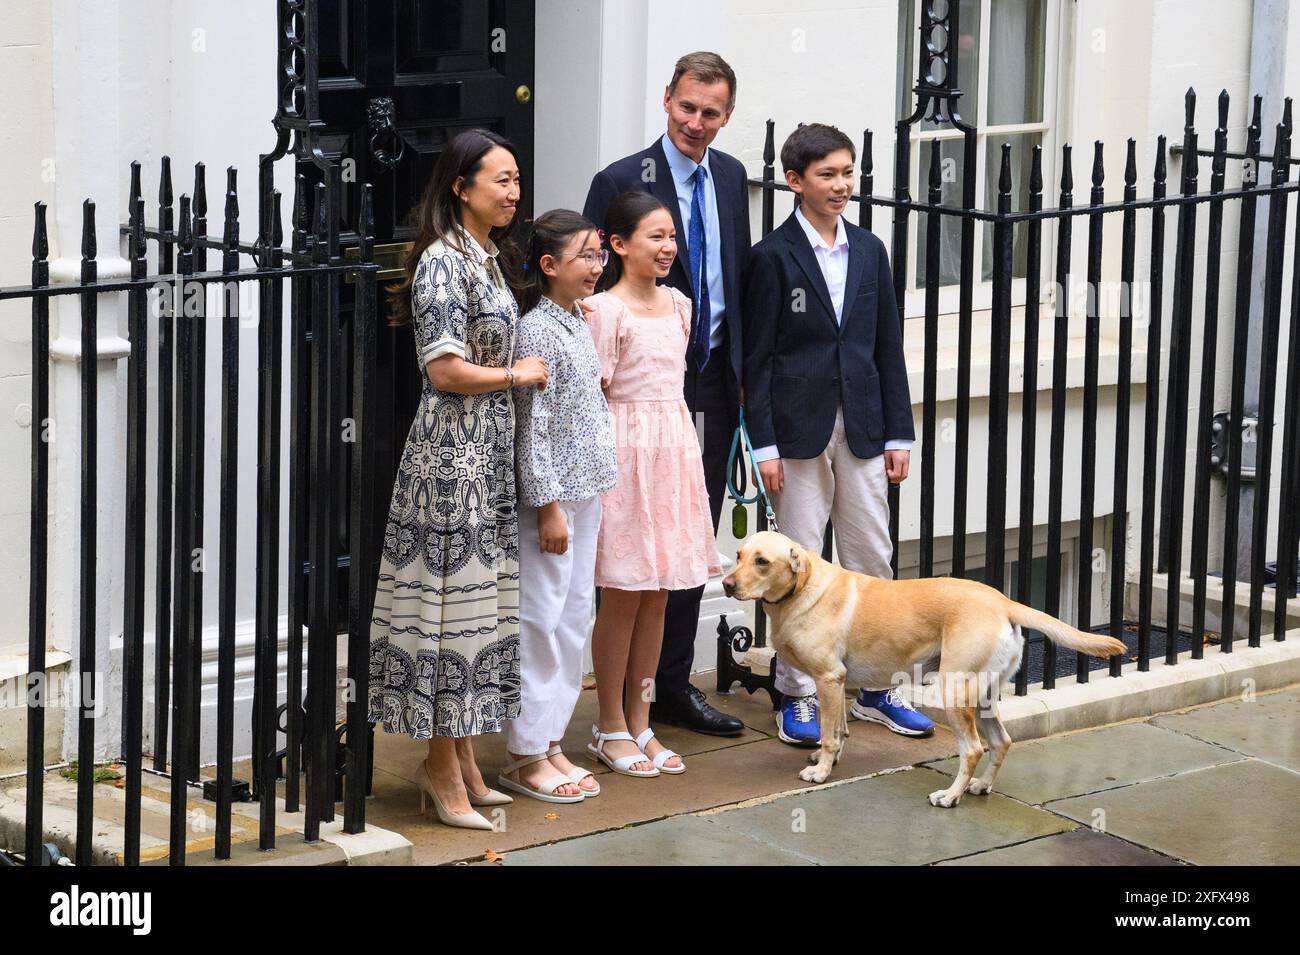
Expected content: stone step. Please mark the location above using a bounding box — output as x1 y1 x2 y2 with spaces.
0 768 411 866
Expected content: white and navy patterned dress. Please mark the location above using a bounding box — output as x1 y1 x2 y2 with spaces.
368 231 521 739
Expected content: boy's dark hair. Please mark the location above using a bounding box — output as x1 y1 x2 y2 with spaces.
780 123 856 178
519 209 599 314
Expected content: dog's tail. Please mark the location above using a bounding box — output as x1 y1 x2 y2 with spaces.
1003 599 1127 658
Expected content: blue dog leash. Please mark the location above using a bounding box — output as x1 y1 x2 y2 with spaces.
726 408 779 535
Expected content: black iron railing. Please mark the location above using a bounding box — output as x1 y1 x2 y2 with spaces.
743 95 1300 680
7 0 380 866
726 0 1299 701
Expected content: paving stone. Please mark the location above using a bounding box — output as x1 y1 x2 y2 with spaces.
702 767 1074 865
1151 688 1300 771
924 721 1243 805
367 678 955 864
936 828 1180 865
367 677 770 795
373 734 947 865
497 814 811 866
1047 758 1300 865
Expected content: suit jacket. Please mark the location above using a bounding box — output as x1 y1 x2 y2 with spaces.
742 211 915 460
582 137 751 398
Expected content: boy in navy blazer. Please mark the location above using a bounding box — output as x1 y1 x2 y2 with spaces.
742 123 933 746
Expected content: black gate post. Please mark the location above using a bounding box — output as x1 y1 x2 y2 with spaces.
344 184 378 833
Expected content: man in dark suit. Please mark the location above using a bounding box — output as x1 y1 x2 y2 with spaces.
743 123 933 746
582 51 749 737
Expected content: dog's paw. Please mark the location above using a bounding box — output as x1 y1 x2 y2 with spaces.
965 779 992 796
928 789 961 808
808 751 821 764
799 765 829 784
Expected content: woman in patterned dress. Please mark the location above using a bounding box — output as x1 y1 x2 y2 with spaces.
368 129 548 830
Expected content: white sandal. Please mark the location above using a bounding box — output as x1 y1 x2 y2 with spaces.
586 725 659 777
634 728 685 774
547 744 600 797
497 753 585 804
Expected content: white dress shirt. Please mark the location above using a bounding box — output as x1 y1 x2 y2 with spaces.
752 206 913 462
795 204 851 323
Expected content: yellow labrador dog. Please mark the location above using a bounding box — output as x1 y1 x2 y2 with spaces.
722 531 1126 807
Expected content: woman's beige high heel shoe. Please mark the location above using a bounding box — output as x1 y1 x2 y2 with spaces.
454 742 512 805
467 786 514 808
416 761 494 831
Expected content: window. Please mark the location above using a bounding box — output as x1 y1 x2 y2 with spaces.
904 536 1075 628
896 0 1063 316
959 554 1049 608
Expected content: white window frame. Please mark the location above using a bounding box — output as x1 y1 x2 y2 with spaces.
898 0 1069 321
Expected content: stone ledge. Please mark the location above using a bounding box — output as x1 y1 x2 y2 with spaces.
906 634 1300 740
316 817 413 866
0 772 413 866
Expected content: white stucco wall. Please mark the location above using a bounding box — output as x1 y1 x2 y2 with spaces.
2 0 299 764
0 1 57 662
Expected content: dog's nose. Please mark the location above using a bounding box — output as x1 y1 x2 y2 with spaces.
722 576 735 596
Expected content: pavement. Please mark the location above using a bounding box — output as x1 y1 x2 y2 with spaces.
364 676 1300 866
6 675 1295 866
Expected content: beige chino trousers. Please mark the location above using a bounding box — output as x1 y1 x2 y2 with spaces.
770 409 894 698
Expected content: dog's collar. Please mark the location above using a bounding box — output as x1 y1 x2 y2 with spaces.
762 581 798 606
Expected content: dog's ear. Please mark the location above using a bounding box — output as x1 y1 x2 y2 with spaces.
788 544 806 576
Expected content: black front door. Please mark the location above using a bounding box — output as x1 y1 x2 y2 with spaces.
309 0 536 620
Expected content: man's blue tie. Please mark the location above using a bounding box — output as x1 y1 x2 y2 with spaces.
688 165 712 371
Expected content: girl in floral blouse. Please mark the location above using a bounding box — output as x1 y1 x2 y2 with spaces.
503 210 619 803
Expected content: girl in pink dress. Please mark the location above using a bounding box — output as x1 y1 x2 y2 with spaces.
580 192 721 778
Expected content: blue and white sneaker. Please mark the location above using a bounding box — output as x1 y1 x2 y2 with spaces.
851 687 935 737
776 694 821 747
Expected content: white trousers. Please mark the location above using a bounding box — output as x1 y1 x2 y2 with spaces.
771 410 894 698
506 495 602 755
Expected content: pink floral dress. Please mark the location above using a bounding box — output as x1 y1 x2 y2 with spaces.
581 288 721 591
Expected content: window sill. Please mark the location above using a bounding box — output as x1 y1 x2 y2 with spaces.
902 309 1149 404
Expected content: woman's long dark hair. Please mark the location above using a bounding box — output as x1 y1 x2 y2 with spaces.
596 191 671 292
387 128 525 327
518 209 599 315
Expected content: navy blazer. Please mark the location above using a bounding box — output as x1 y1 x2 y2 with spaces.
742 211 915 460
582 137 751 394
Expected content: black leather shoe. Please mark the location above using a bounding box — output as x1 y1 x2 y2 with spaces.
650 684 744 737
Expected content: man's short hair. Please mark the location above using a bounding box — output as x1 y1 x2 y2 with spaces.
781 123 857 177
667 51 737 112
